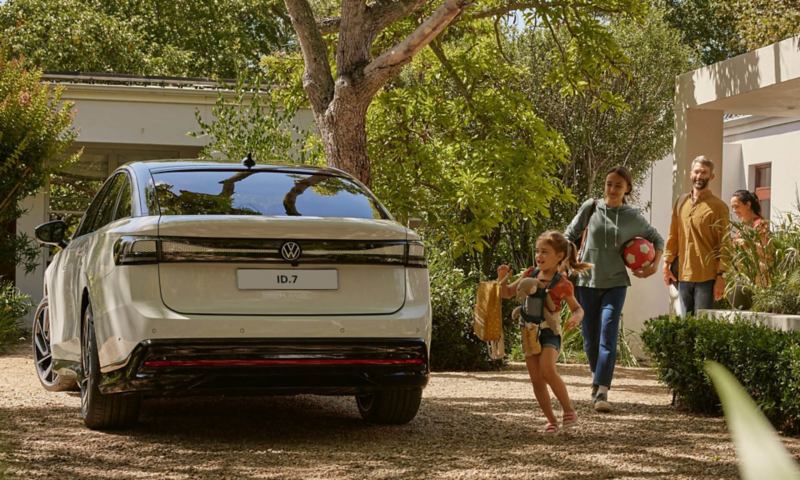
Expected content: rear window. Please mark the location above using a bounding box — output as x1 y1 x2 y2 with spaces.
151 170 389 219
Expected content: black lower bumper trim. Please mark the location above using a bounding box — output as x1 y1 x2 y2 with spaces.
99 338 429 396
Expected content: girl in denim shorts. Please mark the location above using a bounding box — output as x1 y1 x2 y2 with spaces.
498 231 592 435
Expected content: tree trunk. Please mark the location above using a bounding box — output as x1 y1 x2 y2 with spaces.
316 96 372 188
284 0 477 189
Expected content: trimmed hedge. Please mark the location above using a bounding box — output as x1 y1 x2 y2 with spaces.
642 314 800 434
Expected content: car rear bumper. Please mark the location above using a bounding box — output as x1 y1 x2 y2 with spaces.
98 338 429 396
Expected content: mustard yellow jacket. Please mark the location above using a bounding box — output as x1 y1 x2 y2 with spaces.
664 190 730 283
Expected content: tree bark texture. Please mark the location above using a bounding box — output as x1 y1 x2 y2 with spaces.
283 0 476 187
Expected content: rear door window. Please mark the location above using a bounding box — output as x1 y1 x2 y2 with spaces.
91 173 126 232
113 177 132 221
151 170 389 219
74 177 114 238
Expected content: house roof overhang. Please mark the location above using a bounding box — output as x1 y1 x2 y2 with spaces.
677 35 800 117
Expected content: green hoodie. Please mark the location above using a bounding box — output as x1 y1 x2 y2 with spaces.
565 199 665 289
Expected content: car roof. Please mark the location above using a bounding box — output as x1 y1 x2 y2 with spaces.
124 160 352 179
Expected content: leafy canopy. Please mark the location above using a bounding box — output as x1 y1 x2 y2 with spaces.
0 0 292 77
368 20 573 257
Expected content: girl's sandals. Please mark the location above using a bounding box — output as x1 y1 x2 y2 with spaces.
543 421 559 435
562 411 578 429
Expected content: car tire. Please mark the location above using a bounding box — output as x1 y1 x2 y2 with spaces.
33 297 78 392
80 301 140 430
356 389 422 425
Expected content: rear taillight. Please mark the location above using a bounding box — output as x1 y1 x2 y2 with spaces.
114 236 159 265
406 241 427 268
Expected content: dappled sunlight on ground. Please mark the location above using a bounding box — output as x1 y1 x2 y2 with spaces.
1 342 799 479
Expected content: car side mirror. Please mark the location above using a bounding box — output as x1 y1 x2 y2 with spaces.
35 220 68 248
408 217 423 230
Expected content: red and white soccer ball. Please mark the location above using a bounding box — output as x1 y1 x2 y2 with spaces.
623 238 655 270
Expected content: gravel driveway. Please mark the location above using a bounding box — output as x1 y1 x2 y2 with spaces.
2 341 799 479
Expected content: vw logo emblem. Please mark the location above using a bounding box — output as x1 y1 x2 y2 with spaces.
281 242 302 261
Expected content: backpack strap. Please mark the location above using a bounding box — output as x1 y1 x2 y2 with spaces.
578 200 598 260
525 268 561 291
546 272 563 292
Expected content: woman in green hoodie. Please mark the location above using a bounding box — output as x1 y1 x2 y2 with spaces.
565 166 664 412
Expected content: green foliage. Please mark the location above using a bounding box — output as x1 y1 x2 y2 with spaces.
660 0 799 67
718 0 800 54
519 7 693 224
0 0 291 78
0 280 31 352
658 0 744 65
0 232 39 276
521 0 647 110
368 25 573 258
642 314 800 434
705 362 800 480
0 44 80 275
722 208 800 315
190 69 323 165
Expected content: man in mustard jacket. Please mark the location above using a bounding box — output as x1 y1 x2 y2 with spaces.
662 155 730 316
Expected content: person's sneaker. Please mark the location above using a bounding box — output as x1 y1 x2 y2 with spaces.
590 384 599 402
594 392 611 412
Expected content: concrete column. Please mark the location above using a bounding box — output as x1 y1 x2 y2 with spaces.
674 108 725 199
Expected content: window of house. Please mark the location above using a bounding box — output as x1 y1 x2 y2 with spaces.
755 164 771 220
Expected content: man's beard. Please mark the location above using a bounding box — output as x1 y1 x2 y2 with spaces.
693 177 709 190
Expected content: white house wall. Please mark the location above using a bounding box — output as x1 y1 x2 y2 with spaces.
623 153 675 357
723 116 800 222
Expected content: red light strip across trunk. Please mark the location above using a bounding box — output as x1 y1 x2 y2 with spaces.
144 358 425 367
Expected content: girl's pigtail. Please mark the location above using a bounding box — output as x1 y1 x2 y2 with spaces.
567 241 594 276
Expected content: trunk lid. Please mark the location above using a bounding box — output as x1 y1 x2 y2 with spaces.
156 216 408 316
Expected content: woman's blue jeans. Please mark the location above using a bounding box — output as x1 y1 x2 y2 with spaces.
576 286 628 389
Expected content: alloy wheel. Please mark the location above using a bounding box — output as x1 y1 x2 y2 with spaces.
80 310 92 417
33 304 57 386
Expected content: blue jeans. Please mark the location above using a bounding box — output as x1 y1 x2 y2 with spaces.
576 286 627 389
677 280 715 317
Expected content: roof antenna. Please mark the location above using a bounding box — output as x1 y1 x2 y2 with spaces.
242 152 255 168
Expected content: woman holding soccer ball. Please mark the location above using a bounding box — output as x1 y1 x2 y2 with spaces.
564 166 664 412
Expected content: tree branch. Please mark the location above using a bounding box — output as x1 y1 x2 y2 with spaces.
428 39 474 106
338 0 370 75
362 0 475 91
284 0 335 112
493 16 511 64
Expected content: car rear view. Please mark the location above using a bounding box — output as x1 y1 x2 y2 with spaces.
95 164 431 427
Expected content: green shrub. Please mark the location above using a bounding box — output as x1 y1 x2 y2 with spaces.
0 280 31 351
642 313 800 434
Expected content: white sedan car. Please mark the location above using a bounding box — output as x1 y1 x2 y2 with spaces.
33 161 431 429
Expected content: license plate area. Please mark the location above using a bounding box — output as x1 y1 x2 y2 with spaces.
237 269 338 290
